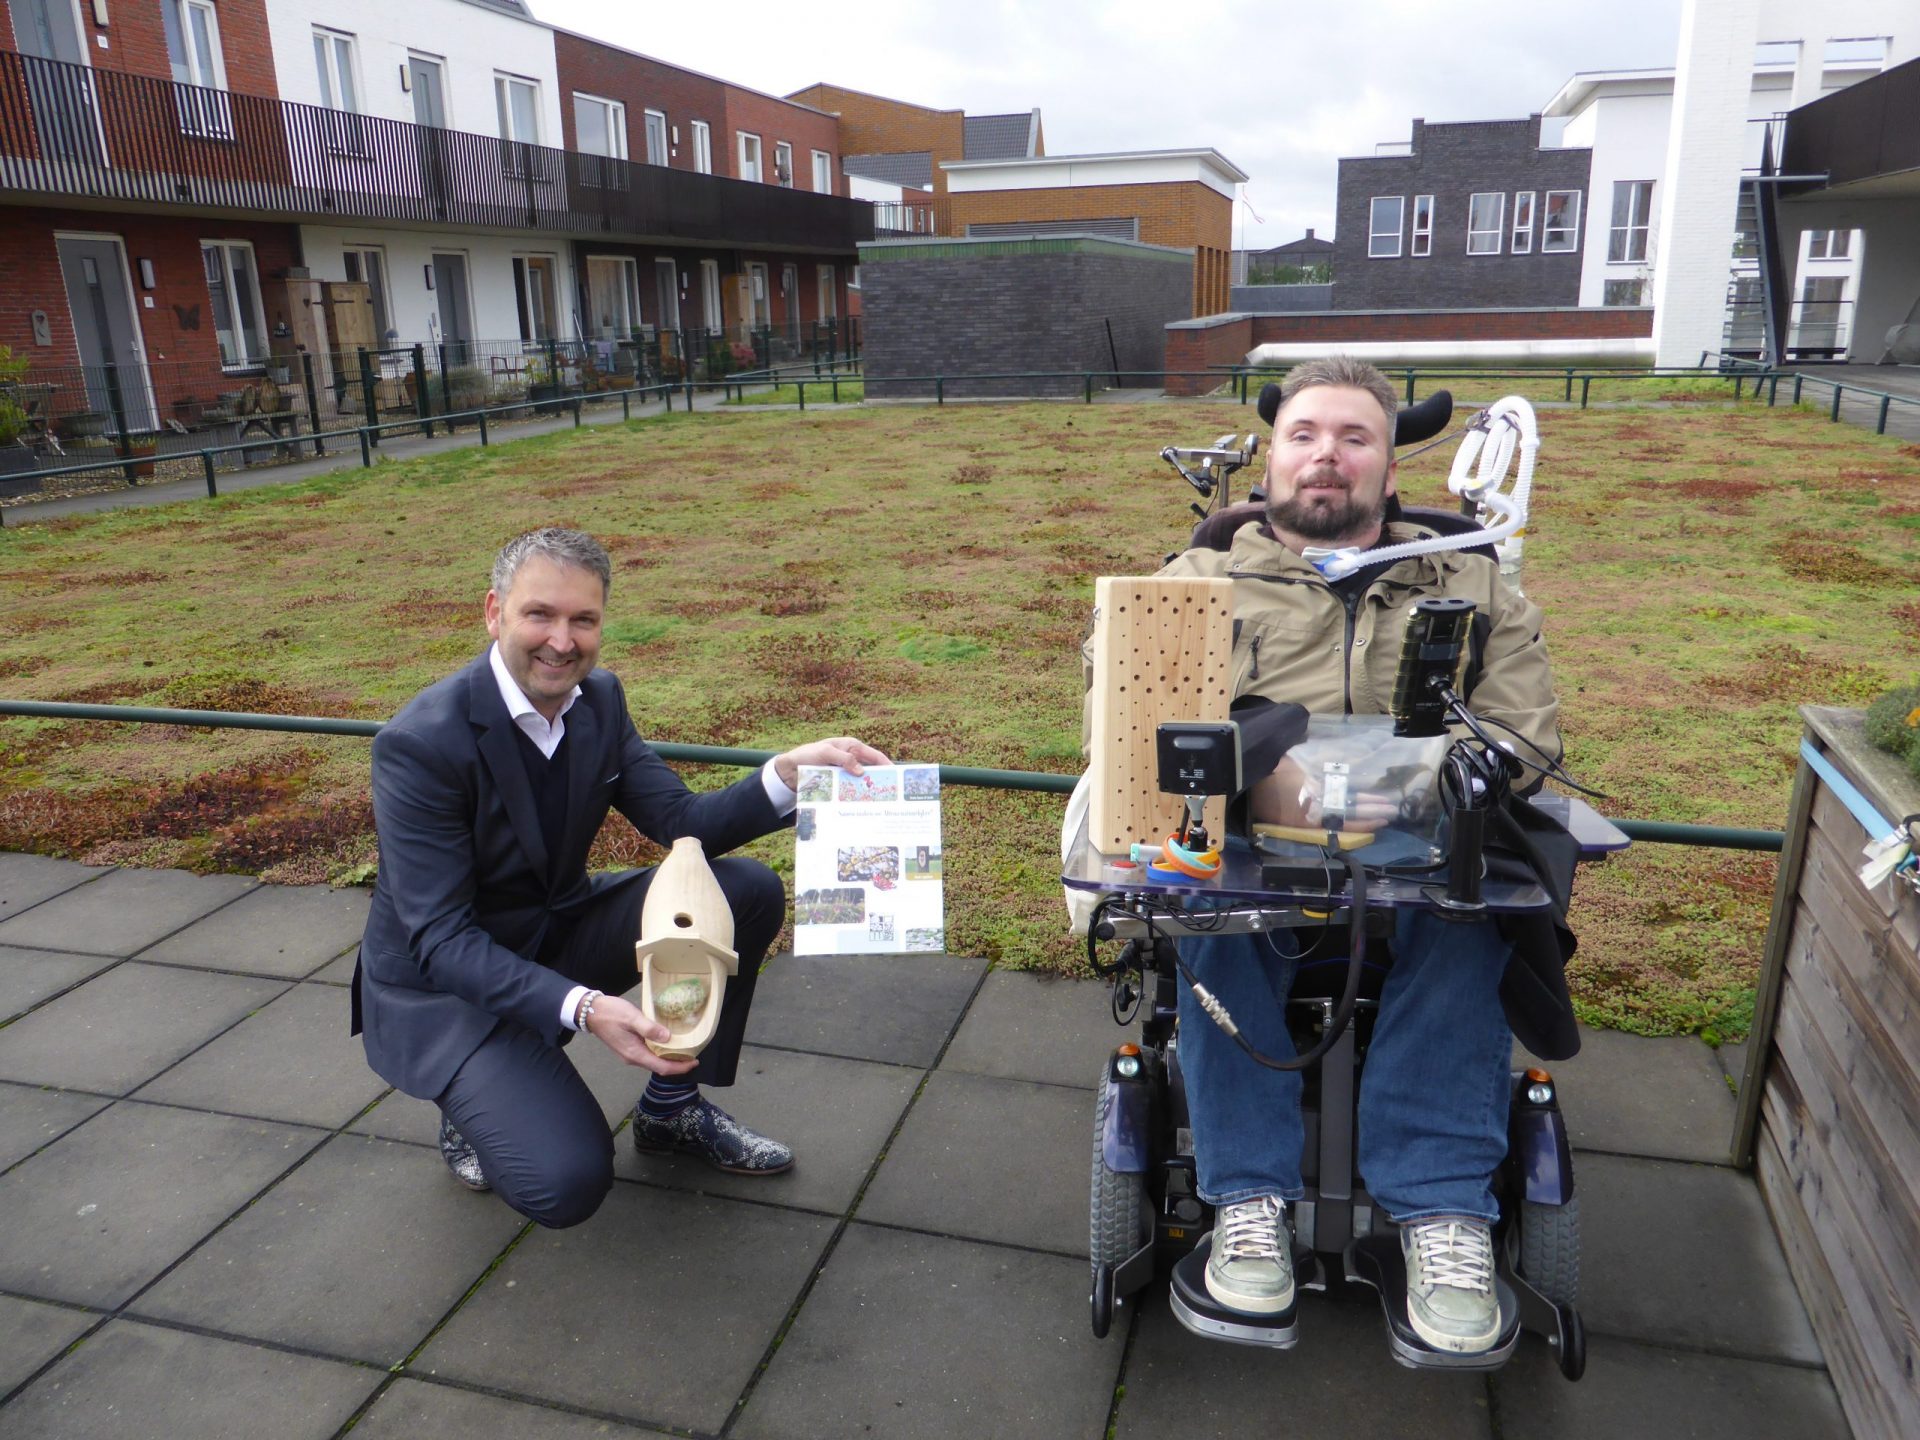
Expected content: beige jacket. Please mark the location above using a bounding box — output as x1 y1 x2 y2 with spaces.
1085 520 1563 786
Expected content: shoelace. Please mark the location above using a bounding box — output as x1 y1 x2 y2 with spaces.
1217 1196 1285 1260
1408 1220 1494 1293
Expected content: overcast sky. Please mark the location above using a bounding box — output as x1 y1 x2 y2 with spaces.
528 0 1685 249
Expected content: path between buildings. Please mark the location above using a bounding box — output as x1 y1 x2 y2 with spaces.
0 853 1853 1439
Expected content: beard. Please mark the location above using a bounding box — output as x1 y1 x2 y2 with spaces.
1265 472 1387 544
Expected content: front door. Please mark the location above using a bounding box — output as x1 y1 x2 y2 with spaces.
746 263 771 331
430 252 472 367
409 54 448 214
12 0 103 163
56 235 155 432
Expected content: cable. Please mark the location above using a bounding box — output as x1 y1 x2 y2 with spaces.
1466 711 1609 799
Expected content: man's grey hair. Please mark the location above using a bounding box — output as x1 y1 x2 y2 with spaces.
1278 356 1398 433
491 528 613 600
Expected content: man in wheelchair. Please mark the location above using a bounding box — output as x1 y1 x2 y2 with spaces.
1145 356 1566 1355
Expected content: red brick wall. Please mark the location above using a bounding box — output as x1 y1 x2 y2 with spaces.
786 84 963 199
1247 309 1655 344
1 208 300 388
722 88 841 190
1164 315 1253 396
62 0 280 97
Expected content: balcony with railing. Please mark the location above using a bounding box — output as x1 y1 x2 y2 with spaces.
0 49 874 252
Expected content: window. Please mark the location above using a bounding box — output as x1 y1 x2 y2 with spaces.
1408 194 1432 257
691 120 712 174
162 0 231 137
1368 196 1403 258
1602 278 1644 306
341 245 391 339
573 94 626 159
513 255 557 342
202 241 267 369
1467 193 1504 254
812 149 832 193
1794 275 1848 353
643 109 668 166
311 28 364 153
1511 191 1535 254
699 258 722 331
495 72 542 177
1608 180 1653 263
738 131 762 183
1806 229 1851 260
774 141 794 187
585 255 640 338
654 258 679 333
1541 190 1580 252
817 264 836 320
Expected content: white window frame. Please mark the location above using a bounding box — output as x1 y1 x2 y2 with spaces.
811 149 832 193
586 254 641 339
1368 196 1404 259
1467 192 1504 255
1608 180 1653 264
774 140 794 187
1602 278 1644 307
1541 190 1580 252
643 108 668 167
494 72 541 145
738 131 762 183
691 120 712 174
1410 194 1433 258
1806 229 1851 261
572 92 627 160
699 258 723 331
341 243 391 339
164 0 232 138
513 253 559 343
311 27 365 155
201 239 269 371
653 257 679 333
1511 191 1535 254
817 264 836 320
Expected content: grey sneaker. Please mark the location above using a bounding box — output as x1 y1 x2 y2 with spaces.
437 1116 490 1192
1204 1196 1294 1314
1400 1217 1500 1352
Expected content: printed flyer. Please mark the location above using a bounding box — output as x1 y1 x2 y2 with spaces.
792 764 945 955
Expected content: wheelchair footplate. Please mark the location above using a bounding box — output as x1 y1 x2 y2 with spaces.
1168 1230 1319 1349
1344 1234 1521 1372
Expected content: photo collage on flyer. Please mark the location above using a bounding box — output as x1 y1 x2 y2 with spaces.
792 764 945 955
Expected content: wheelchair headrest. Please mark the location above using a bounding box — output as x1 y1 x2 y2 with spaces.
1257 384 1453 449
1188 494 1497 561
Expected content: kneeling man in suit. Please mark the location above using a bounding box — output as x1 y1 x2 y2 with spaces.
352 527 886 1226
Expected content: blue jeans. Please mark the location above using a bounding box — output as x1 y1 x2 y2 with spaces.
1176 908 1513 1224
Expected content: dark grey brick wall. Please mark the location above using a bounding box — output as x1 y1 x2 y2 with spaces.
1229 283 1335 313
1333 117 1591 310
860 247 1192 398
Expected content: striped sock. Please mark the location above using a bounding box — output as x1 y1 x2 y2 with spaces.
640 1077 700 1119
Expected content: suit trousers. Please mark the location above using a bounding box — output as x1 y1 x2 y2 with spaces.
434 856 785 1228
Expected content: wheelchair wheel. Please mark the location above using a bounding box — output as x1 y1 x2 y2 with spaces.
1090 1070 1147 1335
1518 1195 1580 1307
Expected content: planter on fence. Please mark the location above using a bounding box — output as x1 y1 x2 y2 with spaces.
1735 704 1920 1440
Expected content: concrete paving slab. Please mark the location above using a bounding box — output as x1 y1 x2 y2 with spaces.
615 1045 920 1214
0 867 255 956
0 1082 111 1173
858 1068 1092 1257
0 1294 98 1399
138 883 370 978
347 1087 438 1147
1114 1288 1494 1440
132 982 382 1128
941 971 1138 1089
352 1378 676 1438
0 854 109 920
0 1319 380 1439
132 1133 525 1367
745 951 986 1067
0 944 121 1021
1577 1152 1822 1364
308 948 359 985
0 1102 322 1307
0 962 286 1095
734 1223 1119 1440
1515 1026 1737 1164
415 1185 833 1433
1492 1333 1850 1439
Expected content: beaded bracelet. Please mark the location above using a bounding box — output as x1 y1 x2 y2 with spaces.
576 989 604 1031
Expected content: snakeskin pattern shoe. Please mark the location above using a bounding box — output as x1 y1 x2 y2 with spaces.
437 1116 490 1192
631 1096 794 1175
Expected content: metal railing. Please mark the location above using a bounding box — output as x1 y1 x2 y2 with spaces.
0 49 874 251
0 699 1786 853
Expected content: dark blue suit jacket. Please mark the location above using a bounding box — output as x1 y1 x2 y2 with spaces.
352 653 785 1099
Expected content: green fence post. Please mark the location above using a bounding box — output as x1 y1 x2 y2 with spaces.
201 450 218 497
1404 369 1415 403
797 380 806 411
936 376 945 405
1830 384 1843 422
1580 375 1592 408
301 351 325 455
358 349 379 446
478 410 489 445
438 344 455 434
104 363 135 484
1877 394 1891 434
572 398 582 428
832 376 840 403
1792 374 1803 403
1768 375 1780 406
1734 374 1744 400
1084 372 1093 404
412 344 433 439
358 426 371 467
621 390 631 421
